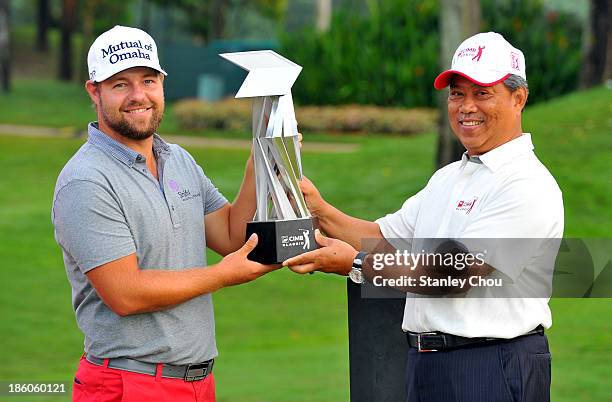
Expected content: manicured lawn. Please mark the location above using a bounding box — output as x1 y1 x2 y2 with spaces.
0 83 610 401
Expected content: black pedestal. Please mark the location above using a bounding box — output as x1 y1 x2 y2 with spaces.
245 217 318 264
348 280 408 402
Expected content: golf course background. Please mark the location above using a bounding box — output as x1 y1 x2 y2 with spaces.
0 80 610 401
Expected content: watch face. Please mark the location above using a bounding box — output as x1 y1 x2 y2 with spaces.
349 268 364 284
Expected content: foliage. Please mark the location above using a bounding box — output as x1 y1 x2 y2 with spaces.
280 0 583 107
281 0 439 108
172 98 437 135
481 0 583 104
148 0 287 42
90 1 132 37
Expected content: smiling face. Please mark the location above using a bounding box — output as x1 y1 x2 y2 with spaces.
86 67 165 141
448 75 527 155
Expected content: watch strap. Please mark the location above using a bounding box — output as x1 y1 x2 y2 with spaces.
353 251 369 270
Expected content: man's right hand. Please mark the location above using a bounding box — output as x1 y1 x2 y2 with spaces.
214 233 281 287
299 176 328 217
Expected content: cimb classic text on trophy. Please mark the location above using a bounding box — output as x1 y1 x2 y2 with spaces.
220 50 318 263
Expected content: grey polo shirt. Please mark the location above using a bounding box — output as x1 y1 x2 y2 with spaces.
52 123 228 364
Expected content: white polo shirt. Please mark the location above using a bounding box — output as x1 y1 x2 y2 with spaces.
376 134 564 338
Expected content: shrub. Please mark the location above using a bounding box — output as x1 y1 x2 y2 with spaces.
173 98 437 135
281 0 439 108
279 0 583 107
172 98 252 132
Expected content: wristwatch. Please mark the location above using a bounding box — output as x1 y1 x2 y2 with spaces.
349 251 369 284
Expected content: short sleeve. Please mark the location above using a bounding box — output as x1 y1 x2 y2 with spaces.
52 180 136 273
376 188 426 240
197 166 228 215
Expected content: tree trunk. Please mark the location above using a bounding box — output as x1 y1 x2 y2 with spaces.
436 0 481 169
36 0 50 52
79 0 97 83
210 0 229 40
59 0 77 81
315 0 332 32
579 0 611 88
0 0 10 92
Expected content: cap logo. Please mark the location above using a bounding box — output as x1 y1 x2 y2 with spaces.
457 45 485 62
101 40 153 65
471 46 485 62
510 52 520 70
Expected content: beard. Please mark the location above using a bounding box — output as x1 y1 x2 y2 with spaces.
99 97 164 140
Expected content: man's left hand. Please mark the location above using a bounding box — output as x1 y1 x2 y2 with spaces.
282 229 357 275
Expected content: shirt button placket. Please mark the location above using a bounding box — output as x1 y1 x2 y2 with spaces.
169 204 181 228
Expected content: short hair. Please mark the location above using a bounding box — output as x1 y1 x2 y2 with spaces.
503 74 529 110
503 74 528 92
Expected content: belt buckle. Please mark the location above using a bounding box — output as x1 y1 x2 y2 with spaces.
184 360 213 382
417 332 445 353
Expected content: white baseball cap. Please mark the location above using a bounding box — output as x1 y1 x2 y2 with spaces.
434 32 525 90
87 25 167 83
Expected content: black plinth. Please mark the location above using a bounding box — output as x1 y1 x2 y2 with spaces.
348 280 408 402
245 217 319 264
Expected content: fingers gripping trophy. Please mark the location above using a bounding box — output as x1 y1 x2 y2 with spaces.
220 51 318 263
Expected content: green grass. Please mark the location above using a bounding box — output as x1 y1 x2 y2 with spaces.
0 83 610 401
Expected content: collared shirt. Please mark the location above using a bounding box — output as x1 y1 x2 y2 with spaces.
52 123 227 364
376 134 564 338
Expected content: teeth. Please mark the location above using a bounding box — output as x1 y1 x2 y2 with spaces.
126 108 148 114
461 121 482 126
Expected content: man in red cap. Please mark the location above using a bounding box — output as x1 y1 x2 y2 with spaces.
284 32 563 401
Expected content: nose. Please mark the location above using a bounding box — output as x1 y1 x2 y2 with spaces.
459 94 478 114
127 83 148 104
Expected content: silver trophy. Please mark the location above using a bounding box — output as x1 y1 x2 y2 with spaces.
220 50 317 263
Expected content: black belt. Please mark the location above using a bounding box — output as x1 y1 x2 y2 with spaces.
85 354 214 382
407 325 544 352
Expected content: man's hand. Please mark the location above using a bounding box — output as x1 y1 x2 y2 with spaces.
214 233 281 287
282 229 357 275
299 176 329 217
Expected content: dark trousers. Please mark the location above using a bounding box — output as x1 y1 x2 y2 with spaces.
405 333 551 402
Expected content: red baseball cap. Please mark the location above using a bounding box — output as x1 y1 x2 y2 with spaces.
434 32 526 90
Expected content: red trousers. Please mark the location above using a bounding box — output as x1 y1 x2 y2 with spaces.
73 356 216 402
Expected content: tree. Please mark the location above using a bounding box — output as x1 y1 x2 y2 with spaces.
436 0 481 168
79 0 100 83
149 0 286 43
0 0 9 92
36 0 51 52
580 0 611 88
59 0 77 81
315 0 331 32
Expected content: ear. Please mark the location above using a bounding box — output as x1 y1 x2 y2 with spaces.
513 86 528 111
84 80 101 107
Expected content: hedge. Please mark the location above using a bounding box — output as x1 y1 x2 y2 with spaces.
173 98 437 135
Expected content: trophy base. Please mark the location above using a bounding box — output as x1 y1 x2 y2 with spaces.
246 217 319 264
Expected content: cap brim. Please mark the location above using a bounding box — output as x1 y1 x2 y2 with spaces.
93 64 168 83
433 70 510 90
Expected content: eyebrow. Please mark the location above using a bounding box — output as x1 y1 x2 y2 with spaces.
108 72 159 83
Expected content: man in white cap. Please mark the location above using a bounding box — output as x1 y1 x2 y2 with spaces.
283 32 563 401
52 25 279 402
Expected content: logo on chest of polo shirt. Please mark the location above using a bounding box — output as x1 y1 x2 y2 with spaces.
455 196 479 214
168 179 201 202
